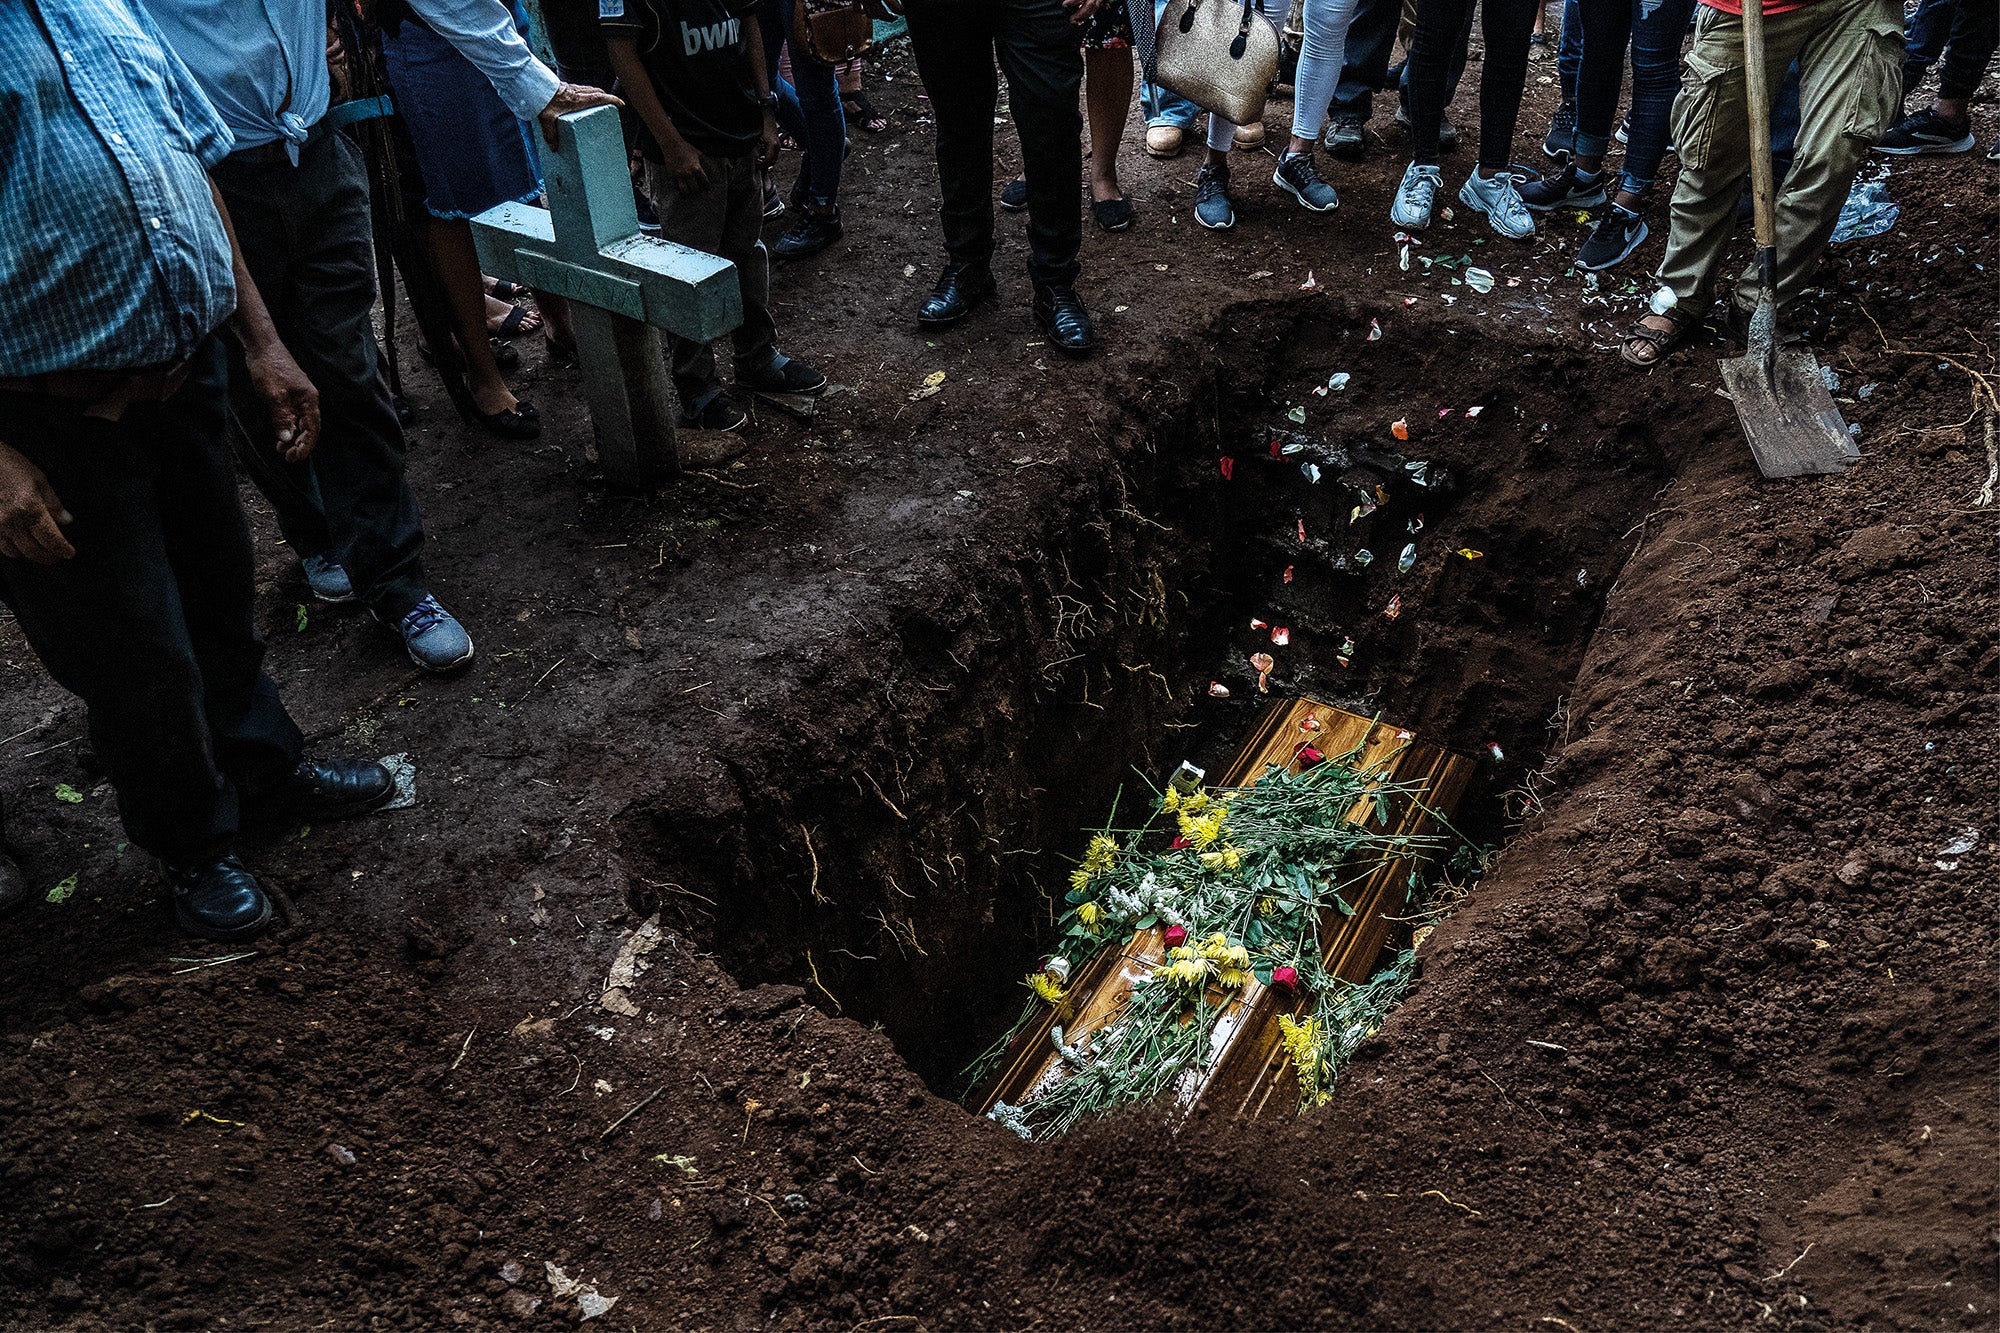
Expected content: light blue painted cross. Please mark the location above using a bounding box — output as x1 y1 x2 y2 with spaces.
471 105 742 489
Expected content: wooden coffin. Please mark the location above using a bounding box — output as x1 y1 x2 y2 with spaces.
972 698 1474 1123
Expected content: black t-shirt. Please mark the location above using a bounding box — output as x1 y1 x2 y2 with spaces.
598 0 762 159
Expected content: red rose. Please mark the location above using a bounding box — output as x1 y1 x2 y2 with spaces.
1295 745 1325 768
1170 835 1190 850
1271 965 1299 994
1163 925 1188 949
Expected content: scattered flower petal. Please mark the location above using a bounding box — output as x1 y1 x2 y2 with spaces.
1367 318 1382 341
1382 595 1402 620
1300 270 1320 291
1456 547 1484 559
1390 418 1409 441
1270 626 1290 646
1208 681 1231 698
1218 457 1234 480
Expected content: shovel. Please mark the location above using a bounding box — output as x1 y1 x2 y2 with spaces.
1720 0 1859 478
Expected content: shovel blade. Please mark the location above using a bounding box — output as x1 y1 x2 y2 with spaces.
1721 345 1859 478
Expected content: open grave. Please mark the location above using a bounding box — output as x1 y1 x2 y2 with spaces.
629 304 1672 1106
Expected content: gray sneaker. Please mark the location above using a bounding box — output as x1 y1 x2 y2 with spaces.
395 595 474 674
1194 164 1235 230
302 553 355 603
1458 169 1536 240
1324 112 1365 159
1389 162 1444 229
1273 151 1338 212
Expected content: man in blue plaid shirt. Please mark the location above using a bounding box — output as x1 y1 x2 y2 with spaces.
0 0 399 938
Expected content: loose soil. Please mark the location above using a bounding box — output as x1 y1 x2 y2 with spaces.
2 38 1995 1333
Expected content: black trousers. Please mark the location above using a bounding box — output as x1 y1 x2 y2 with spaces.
906 0 1083 288
1938 0 2000 99
1332 0 1471 122
211 131 429 624
1407 0 1536 165
0 337 303 863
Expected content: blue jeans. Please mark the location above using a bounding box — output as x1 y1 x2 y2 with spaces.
1575 0 1699 194
760 0 846 206
1141 0 1199 127
1902 0 1956 93
1557 0 1584 101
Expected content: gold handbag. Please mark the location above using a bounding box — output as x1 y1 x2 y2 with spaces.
1154 0 1280 127
791 0 873 65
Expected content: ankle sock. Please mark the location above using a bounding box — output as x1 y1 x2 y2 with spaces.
1574 167 1603 186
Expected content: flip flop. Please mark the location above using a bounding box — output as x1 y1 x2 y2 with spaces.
484 278 529 302
489 304 543 339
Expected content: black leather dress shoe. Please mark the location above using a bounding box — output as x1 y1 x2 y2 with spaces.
917 262 996 329
268 756 397 822
164 855 272 942
0 850 27 916
1033 284 1096 357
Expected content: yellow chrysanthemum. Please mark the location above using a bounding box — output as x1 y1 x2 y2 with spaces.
1153 946 1211 994
1279 1014 1332 1107
1068 866 1092 893
1185 813 1223 848
1257 896 1278 918
1181 790 1209 814
1197 932 1231 962
1221 846 1242 871
1199 850 1226 872
1028 972 1066 1005
1077 901 1103 931
1218 965 1252 990
1160 788 1182 814
1082 835 1117 874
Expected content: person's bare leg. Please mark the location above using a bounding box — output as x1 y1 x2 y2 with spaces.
428 219 519 417
536 291 576 351
1084 46 1133 204
1932 94 1969 121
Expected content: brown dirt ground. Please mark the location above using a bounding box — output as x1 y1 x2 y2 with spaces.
2 35 1996 1333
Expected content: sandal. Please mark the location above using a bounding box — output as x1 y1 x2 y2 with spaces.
841 89 888 134
474 398 540 440
1620 308 1698 368
489 304 543 339
483 278 529 302
544 332 579 367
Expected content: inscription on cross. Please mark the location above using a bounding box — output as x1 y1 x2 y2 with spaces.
471 105 741 490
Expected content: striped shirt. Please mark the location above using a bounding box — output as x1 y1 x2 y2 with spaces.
0 0 237 377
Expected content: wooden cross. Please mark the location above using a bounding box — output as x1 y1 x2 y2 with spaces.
471 105 741 490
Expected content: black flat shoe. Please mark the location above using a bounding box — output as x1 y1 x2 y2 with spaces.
475 398 540 440
1033 284 1096 357
1091 196 1134 232
164 855 272 943
259 756 397 823
918 262 996 329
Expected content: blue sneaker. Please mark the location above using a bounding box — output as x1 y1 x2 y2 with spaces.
1194 164 1235 230
302 554 355 603
394 596 473 674
1273 151 1339 212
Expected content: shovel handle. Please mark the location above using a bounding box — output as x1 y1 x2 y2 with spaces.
1741 0 1778 264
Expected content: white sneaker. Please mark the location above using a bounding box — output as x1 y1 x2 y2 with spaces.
1390 162 1444 229
1458 170 1536 240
